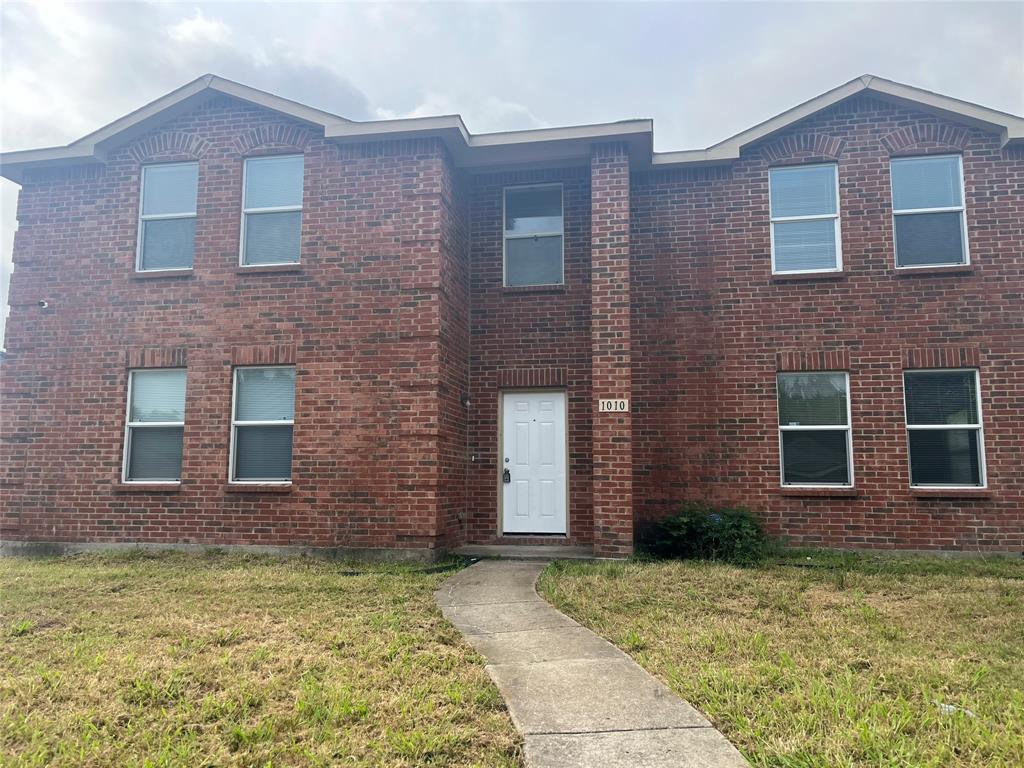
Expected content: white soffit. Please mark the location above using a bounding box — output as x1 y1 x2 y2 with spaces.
2 73 1022 182
652 75 1024 168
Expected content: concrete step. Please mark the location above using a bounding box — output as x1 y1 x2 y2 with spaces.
452 544 595 561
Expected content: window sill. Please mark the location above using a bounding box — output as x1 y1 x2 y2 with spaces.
894 265 973 277
911 488 991 499
777 486 859 498
501 284 567 295
771 271 845 284
224 483 293 494
130 269 194 280
235 264 303 275
114 481 182 493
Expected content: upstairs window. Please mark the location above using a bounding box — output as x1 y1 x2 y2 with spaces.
137 163 198 271
503 184 564 287
769 164 841 274
904 370 985 487
241 155 303 266
777 372 852 486
231 366 295 482
890 155 968 268
123 369 186 482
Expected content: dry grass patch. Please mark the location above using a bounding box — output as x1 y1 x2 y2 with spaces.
0 551 522 767
538 552 1024 768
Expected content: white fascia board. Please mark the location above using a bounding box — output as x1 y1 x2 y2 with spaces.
326 117 653 168
867 76 1024 145
3 74 1021 183
1 74 349 183
653 75 1024 169
326 115 470 143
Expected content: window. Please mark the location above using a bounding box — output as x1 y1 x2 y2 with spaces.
777 372 852 486
230 366 295 482
769 164 841 274
890 155 968 268
503 184 563 287
241 155 304 266
903 370 985 487
137 163 198 271
123 369 186 482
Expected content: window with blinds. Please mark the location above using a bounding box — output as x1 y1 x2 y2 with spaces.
137 163 198 271
890 155 968 268
503 184 564 287
231 366 295 482
904 370 985 487
241 155 304 266
123 369 186 482
777 372 852 486
769 164 841 274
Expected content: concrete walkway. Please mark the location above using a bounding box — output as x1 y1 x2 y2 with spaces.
437 560 749 768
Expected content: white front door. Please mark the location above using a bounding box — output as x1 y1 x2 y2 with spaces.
501 391 567 534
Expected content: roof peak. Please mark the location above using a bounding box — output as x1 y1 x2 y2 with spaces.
2 73 1022 182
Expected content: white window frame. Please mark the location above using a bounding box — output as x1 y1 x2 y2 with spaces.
890 154 970 270
121 368 186 484
769 163 843 275
136 162 198 273
777 371 853 488
502 183 565 287
902 368 987 489
229 365 295 484
239 154 304 267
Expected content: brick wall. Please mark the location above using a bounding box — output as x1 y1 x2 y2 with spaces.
464 166 594 546
631 95 1024 552
437 156 471 547
590 143 634 557
1 96 459 553
3 90 1022 555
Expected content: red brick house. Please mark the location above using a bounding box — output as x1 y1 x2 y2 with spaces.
2 74 1022 559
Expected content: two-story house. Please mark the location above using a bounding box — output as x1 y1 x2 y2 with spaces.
1 74 1022 559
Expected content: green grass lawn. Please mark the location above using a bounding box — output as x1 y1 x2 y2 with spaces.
0 552 522 768
538 551 1024 768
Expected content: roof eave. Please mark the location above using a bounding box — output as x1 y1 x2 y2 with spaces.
325 117 654 170
2 74 1021 182
0 74 349 183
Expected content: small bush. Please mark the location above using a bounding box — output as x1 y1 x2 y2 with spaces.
650 502 769 564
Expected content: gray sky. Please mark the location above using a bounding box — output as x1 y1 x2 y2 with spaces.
2 1 1022 346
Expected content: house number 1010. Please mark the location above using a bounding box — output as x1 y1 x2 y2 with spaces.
598 399 630 413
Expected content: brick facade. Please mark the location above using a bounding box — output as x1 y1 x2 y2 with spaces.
631 95 1024 552
590 144 634 556
1 97 462 554
2 87 1022 556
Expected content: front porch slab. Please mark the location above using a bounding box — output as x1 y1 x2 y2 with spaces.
453 544 595 561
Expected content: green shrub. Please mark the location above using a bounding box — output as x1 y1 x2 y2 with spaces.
650 502 769 564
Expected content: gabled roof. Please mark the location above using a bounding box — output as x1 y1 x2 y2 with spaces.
1 73 1021 182
0 74 351 182
653 74 1024 167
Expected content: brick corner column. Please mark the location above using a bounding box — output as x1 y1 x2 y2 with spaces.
590 142 633 558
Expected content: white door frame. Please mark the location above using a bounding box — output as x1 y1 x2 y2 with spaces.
498 389 569 535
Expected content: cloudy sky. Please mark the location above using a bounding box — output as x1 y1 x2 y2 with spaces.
1 1 1022 345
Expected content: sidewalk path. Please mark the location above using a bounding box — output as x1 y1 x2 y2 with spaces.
437 559 749 768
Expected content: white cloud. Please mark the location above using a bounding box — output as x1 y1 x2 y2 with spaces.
375 92 544 133
168 10 232 46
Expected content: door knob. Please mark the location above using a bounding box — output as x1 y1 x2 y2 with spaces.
502 468 511 484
